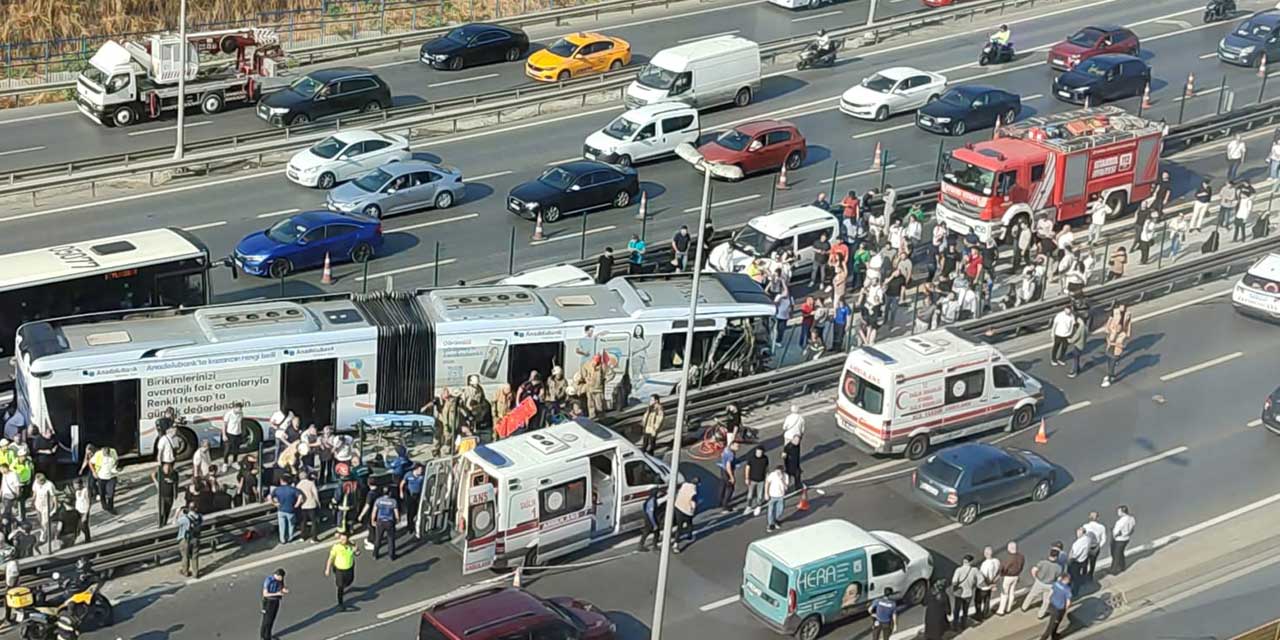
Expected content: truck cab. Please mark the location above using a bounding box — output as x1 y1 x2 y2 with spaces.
77 41 153 126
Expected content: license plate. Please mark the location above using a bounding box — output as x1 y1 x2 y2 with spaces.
919 482 939 496
1058 90 1072 98
1221 52 1235 59
584 152 596 160
14 611 24 621
1053 58 1065 65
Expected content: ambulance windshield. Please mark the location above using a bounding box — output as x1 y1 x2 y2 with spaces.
942 157 995 196
842 370 884 415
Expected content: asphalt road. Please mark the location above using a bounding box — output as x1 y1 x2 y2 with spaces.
0 0 1274 305
0 0 927 171
67 283 1280 639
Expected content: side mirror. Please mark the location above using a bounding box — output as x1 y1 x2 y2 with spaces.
748 141 763 152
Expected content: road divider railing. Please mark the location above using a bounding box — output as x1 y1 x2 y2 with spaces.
0 0 1056 202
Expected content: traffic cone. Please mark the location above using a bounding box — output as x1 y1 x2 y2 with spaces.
1261 53 1269 79
1034 418 1049 445
1141 83 1152 110
992 115 1002 140
1185 72 1195 98
871 141 883 170
776 163 791 190
532 211 545 241
512 567 523 588
634 190 648 220
797 487 811 511
320 252 333 285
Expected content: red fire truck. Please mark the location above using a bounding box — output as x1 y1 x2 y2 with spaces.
934 106 1164 242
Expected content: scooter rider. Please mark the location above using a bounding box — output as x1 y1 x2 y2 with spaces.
815 28 832 53
990 24 1011 48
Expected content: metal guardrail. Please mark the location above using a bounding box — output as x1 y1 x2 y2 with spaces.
0 0 1052 200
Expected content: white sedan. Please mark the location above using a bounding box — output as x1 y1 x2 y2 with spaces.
287 130 412 188
839 67 948 121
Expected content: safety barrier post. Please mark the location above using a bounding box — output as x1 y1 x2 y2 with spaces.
640 206 648 244
155 469 163 528
1262 68 1271 104
1157 225 1167 269
279 272 286 298
1216 75 1227 115
580 214 589 260
828 161 839 203
361 259 370 293
878 147 888 191
768 175 778 212
434 241 441 286
934 140 946 181
1100 237 1111 286
508 227 516 275
256 437 265 502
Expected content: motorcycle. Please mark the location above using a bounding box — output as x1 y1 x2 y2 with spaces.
1203 0 1235 23
979 39 1015 66
796 38 843 71
15 571 113 639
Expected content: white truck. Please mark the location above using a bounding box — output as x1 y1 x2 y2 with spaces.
75 28 284 127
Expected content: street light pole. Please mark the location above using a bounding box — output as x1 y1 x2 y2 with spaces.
173 0 188 160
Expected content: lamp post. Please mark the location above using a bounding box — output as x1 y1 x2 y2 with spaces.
648 144 743 640
173 0 188 160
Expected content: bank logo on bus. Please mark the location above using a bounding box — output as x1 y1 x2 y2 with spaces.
342 358 364 381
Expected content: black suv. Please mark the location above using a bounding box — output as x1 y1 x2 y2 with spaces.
258 67 392 127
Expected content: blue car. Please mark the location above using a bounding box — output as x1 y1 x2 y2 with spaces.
1218 9 1280 67
1052 54 1150 105
915 85 1021 136
912 442 1056 525
234 210 383 278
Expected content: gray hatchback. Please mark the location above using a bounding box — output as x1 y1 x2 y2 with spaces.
326 160 465 219
912 442 1056 525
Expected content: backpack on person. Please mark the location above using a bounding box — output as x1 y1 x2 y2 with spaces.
184 511 203 542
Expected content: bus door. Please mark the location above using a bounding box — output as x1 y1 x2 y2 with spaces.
281 359 336 427
44 379 140 457
461 470 498 575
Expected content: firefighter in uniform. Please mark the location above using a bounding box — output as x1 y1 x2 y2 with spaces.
460 375 491 438
585 355 610 419
433 389 463 457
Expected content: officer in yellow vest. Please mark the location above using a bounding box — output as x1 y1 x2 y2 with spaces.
324 532 360 610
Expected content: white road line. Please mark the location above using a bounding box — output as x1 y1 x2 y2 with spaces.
468 170 513 181
1248 418 1264 428
1156 18 1193 29
369 59 419 69
678 30 741 44
852 122 914 140
1089 445 1190 482
699 595 741 611
1159 352 1243 382
193 530 371 583
912 522 962 542
0 110 76 126
1023 93 1045 101
125 120 212 136
792 9 842 21
0 146 45 157
358 258 458 281
388 212 480 232
0 169 286 223
547 157 581 165
1199 52 1218 59
817 458 910 488
530 224 618 245
1057 400 1092 415
682 194 760 213
427 73 500 88
255 208 301 219
181 221 227 231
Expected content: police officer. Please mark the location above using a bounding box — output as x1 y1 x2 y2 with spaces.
400 464 426 535
324 532 360 610
370 487 400 561
260 568 287 640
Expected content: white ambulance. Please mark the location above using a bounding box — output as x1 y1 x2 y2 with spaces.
453 419 671 574
835 328 1042 460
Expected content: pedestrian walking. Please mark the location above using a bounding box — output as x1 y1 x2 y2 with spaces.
639 395 663 455
868 587 898 640
1138 216 1156 264
30 474 57 543
782 435 803 490
1101 303 1132 388
1068 527 1091 593
951 554 979 630
976 546 1001 621
1111 505 1136 573
1066 308 1088 378
154 462 180 527
595 247 614 284
297 473 321 542
1087 194 1110 245
627 234 646 275
638 488 664 552
222 402 245 464
1083 511 1108 580
1219 180 1239 229
1191 179 1212 232
325 532 360 610
156 424 179 467
1166 212 1187 259
744 447 768 516
1227 133 1247 181
176 504 202 578
72 479 91 544
1040 574 1072 640
672 226 691 271
718 443 739 510
782 405 806 448
773 292 792 348
672 477 698 553
997 540 1025 616
923 579 952 640
1235 185 1253 242
1022 547 1063 618
1050 306 1076 366
270 477 302 545
82 445 119 515
765 465 788 532
260 568 288 640
370 487 400 561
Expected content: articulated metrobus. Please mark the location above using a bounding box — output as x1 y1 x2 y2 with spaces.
12 273 772 459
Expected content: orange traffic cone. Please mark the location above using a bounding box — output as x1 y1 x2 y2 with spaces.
320 252 333 285
1261 53 1269 79
512 567 523 588
797 488 811 511
1185 72 1195 98
1141 83 1152 110
1034 418 1049 445
871 141 883 170
776 163 790 190
532 211 545 241
634 190 648 220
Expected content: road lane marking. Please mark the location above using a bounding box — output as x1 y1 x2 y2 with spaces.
126 120 212 136
700 595 741 611
428 73 500 88
1090 445 1190 482
792 9 842 21
821 164 898 183
469 170 513 181
181 221 227 231
1159 352 1243 382
255 208 300 218
1023 93 1045 101
1199 52 1218 59
370 59 419 69
678 30 741 43
388 212 480 232
530 224 618 245
0 110 76 126
0 146 45 157
682 194 760 213
912 522 961 542
547 157 581 165
817 458 909 488
1248 418 1264 428
1156 18 1193 29
359 258 458 281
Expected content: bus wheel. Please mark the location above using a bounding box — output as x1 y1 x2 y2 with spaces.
795 615 822 640
905 434 929 460
240 419 265 453
171 428 199 461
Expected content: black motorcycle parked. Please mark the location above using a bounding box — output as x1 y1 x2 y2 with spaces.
979 40 1016 65
1204 0 1236 23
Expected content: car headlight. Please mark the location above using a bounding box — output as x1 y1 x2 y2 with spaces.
1241 46 1257 55
297 165 320 175
933 116 951 123
1074 86 1092 93
267 106 290 116
238 254 267 264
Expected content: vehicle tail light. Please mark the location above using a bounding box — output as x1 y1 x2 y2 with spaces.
946 492 958 505
1266 396 1273 412
787 588 797 615
375 223 383 236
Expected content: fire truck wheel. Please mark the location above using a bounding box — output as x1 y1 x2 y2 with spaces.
1105 191 1128 218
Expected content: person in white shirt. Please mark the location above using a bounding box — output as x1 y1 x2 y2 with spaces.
30 474 58 538
905 216 923 246
156 426 178 466
1227 133 1247 181
1088 195 1111 246
782 405 806 445
958 286 979 321
1111 505 1136 573
0 466 20 524
765 466 789 532
1234 187 1254 243
1082 511 1108 580
1017 267 1038 307
976 546 1002 621
192 440 213 480
1050 307 1076 367
1068 527 1092 593
222 402 245 464
1138 217 1156 265
1268 139 1280 182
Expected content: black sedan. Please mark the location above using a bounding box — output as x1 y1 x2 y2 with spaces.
915 85 1021 136
1053 54 1150 105
420 23 530 70
507 161 640 223
912 443 1056 525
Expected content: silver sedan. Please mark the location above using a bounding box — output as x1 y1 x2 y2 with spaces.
326 160 466 219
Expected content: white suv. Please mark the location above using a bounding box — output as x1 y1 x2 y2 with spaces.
708 205 839 280
582 102 700 167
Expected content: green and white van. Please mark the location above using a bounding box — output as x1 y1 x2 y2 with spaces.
740 519 934 640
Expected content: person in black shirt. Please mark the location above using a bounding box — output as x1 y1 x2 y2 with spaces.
235 457 258 507
810 233 831 289
153 463 180 526
30 426 57 482
883 272 906 327
744 448 769 515
701 218 716 266
671 226 692 271
596 247 614 284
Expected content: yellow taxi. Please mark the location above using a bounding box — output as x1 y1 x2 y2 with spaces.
525 32 632 82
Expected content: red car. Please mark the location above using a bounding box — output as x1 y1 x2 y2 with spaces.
419 587 616 640
695 120 806 179
1047 25 1140 71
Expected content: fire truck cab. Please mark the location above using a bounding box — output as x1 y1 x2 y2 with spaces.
934 106 1163 242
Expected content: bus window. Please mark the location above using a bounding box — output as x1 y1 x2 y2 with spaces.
660 331 716 371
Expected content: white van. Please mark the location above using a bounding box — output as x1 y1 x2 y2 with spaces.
1232 252 1280 320
835 328 1042 460
707 205 839 281
453 420 671 574
624 36 761 110
582 102 700 167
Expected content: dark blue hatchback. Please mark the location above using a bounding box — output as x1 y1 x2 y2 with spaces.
1052 54 1149 105
234 210 383 279
1218 10 1280 67
912 442 1056 525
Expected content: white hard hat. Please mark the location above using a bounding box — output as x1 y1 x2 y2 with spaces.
270 411 286 426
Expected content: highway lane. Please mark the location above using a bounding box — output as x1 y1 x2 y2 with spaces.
0 0 931 171
76 287 1280 639
0 0 1266 298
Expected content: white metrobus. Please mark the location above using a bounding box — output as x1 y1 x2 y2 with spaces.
13 273 772 459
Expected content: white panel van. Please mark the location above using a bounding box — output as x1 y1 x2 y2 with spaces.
582 102 700 166
624 36 761 110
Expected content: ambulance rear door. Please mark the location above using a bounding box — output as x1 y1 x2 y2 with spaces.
461 470 498 575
